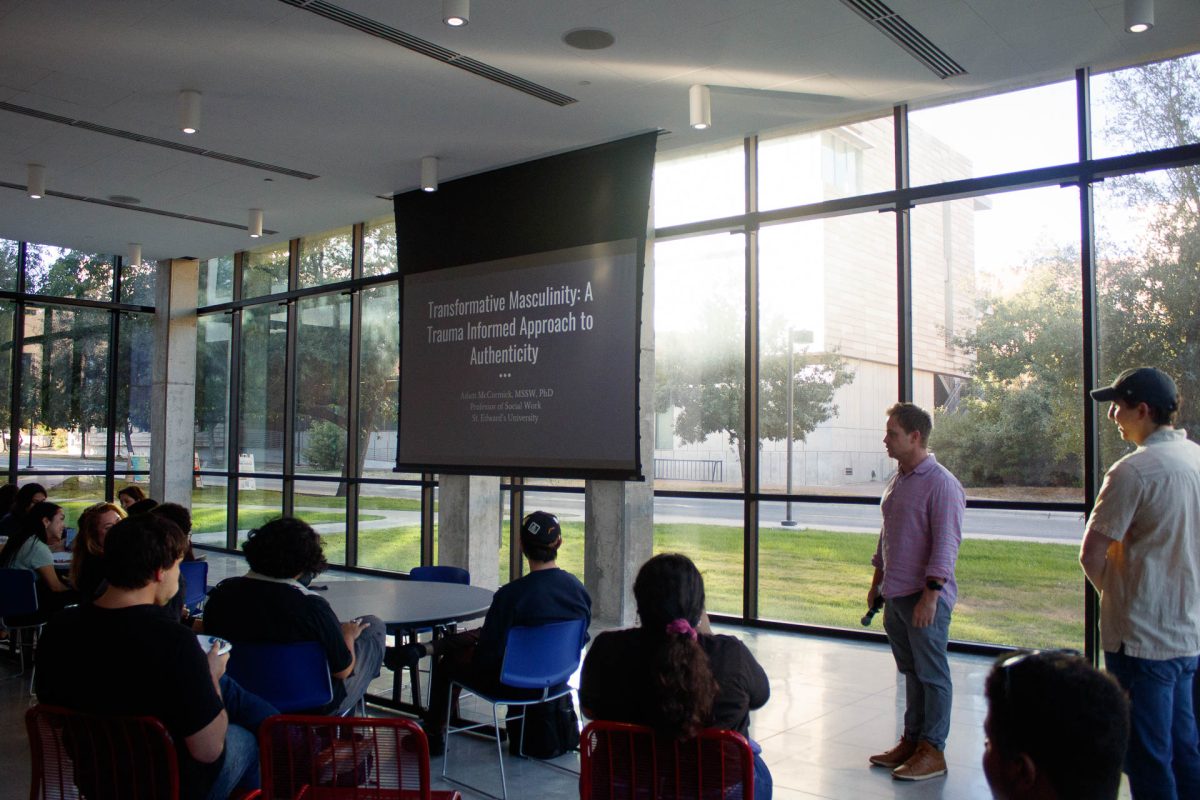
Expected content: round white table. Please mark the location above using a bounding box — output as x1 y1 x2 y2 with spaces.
318 579 493 630
316 578 494 714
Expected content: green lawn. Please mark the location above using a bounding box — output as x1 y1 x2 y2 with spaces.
55 476 1085 651
350 520 1084 651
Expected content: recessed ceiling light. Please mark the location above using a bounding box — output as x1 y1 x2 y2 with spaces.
563 28 615 50
108 195 142 205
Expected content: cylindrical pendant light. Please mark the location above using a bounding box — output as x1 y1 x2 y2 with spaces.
128 243 142 267
689 84 711 130
443 0 469 26
27 163 45 199
1125 0 1154 32
249 209 264 238
179 90 202 134
421 157 438 192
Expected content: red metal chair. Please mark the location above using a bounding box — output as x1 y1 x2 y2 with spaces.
258 714 462 799
26 703 180 800
579 720 756 800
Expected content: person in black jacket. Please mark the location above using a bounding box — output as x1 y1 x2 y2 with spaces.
580 553 772 799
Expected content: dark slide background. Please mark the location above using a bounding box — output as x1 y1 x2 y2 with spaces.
399 241 637 473
393 132 657 479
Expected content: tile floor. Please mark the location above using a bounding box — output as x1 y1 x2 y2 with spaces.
0 552 1129 799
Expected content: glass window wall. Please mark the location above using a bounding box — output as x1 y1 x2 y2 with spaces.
299 227 353 288
653 233 746 492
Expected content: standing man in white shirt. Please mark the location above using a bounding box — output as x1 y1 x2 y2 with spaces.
1082 366 1200 800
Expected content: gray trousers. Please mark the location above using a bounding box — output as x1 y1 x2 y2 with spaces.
883 591 953 750
335 614 386 715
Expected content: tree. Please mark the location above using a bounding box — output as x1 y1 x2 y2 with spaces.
655 295 854 480
932 54 1200 485
931 251 1084 486
1096 55 1200 448
21 247 114 458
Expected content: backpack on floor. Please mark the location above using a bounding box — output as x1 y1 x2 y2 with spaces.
507 696 580 759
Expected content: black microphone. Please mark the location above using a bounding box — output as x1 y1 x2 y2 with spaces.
861 596 884 626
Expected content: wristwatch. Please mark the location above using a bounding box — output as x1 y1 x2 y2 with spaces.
925 580 944 592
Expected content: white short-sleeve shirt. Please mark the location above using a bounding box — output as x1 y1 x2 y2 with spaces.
1086 427 1200 659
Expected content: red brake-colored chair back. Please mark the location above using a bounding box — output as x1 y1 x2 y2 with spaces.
26 703 180 800
580 720 755 800
258 714 462 799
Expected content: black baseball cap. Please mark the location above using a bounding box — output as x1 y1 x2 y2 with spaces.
1090 367 1178 411
520 511 561 545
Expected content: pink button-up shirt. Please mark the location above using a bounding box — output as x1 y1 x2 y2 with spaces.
872 453 965 608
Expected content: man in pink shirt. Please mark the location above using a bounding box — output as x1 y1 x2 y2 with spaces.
867 402 965 782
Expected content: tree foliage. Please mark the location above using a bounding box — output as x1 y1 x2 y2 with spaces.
655 295 854 477
933 55 1200 486
931 252 1084 486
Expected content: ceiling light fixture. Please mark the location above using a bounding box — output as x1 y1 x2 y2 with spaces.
689 84 711 130
249 208 264 238
421 156 438 192
27 163 45 199
128 243 142 267
178 90 202 134
443 0 469 27
1125 0 1154 32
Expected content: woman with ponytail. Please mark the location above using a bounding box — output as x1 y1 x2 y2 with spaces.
580 553 772 798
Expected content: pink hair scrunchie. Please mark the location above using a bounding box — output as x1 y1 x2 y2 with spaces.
665 618 698 641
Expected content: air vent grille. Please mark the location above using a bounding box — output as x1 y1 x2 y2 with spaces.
278 0 577 106
0 101 318 180
839 0 967 80
0 181 278 234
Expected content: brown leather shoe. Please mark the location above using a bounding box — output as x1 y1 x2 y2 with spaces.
868 737 918 768
891 740 947 781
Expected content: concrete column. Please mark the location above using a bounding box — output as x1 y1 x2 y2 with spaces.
584 479 653 626
584 236 655 627
437 474 501 590
149 258 199 507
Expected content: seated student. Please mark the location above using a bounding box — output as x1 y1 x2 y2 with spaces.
35 513 277 800
117 484 146 510
151 503 201 625
982 650 1129 800
0 483 18 519
0 501 79 618
153 502 200 561
580 553 772 800
0 482 47 538
391 510 592 755
69 501 126 602
127 497 159 516
202 517 386 716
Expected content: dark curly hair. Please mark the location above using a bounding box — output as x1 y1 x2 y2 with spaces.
633 553 720 740
103 514 187 590
243 517 328 579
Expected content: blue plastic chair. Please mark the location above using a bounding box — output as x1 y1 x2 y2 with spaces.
178 560 208 616
410 565 470 585
400 565 472 708
0 568 42 675
225 641 335 714
443 618 587 800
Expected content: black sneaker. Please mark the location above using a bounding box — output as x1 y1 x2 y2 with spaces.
383 643 426 672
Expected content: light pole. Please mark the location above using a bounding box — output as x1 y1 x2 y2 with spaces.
782 328 813 528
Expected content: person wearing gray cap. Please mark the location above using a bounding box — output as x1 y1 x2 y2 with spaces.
1081 366 1200 799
